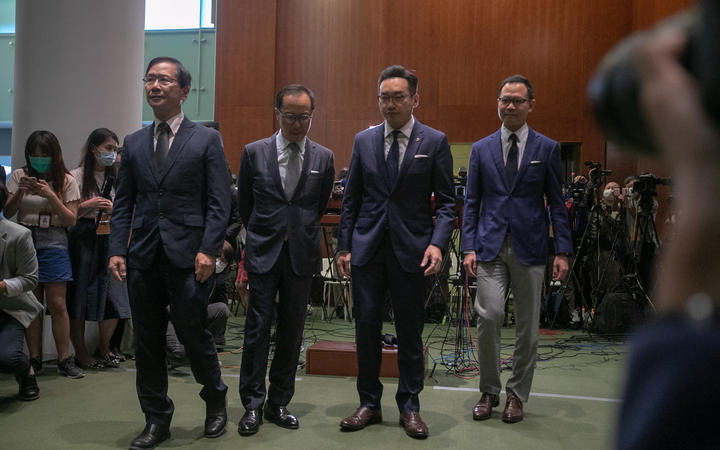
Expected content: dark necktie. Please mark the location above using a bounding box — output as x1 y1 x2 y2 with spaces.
387 130 400 181
506 133 519 187
154 122 170 170
284 142 302 200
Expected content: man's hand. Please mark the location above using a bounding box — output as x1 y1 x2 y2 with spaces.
108 256 127 282
421 245 443 276
462 252 477 278
337 252 351 278
552 254 569 281
195 252 216 283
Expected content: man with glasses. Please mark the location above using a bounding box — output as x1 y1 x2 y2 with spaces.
109 56 231 449
236 84 334 436
337 65 455 439
461 74 571 424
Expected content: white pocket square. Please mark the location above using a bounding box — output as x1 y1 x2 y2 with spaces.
414 154 429 159
530 160 542 165
310 170 320 174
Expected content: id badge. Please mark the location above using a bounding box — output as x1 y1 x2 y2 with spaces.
38 212 51 229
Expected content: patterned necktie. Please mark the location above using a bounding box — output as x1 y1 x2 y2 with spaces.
154 122 170 170
284 142 302 200
387 130 400 181
506 133 519 187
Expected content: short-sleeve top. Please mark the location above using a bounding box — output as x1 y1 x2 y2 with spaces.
6 168 80 249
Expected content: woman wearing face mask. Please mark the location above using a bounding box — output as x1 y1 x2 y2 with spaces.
4 130 83 379
67 128 130 369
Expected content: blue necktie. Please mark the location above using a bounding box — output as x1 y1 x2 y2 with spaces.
387 130 400 181
506 133 519 187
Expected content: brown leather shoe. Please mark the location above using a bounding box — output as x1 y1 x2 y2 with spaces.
472 392 499 420
340 406 382 431
502 392 524 423
399 411 428 439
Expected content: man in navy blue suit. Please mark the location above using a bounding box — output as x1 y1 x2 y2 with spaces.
462 75 571 424
337 65 455 439
109 56 230 449
236 84 334 435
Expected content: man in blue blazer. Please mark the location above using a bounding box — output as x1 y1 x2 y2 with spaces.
109 56 231 449
462 75 571 424
337 65 455 439
236 84 334 435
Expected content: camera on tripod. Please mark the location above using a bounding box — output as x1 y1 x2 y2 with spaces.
632 173 670 198
454 167 467 198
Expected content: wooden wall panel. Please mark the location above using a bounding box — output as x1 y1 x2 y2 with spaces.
215 0 695 191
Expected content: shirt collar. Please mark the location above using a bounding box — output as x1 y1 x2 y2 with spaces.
276 131 306 155
501 123 529 144
154 112 184 137
384 115 415 139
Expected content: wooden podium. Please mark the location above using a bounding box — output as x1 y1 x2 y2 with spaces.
305 340 427 378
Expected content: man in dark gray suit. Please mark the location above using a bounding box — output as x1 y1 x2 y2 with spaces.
236 84 334 436
109 56 230 449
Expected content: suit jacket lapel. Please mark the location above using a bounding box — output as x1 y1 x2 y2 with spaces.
514 127 538 187
159 117 195 182
395 121 424 189
0 220 7 274
290 138 315 200
490 129 509 190
373 125 391 191
266 132 284 196
141 125 162 183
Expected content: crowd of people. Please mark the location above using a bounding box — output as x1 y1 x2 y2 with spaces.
2 10 718 445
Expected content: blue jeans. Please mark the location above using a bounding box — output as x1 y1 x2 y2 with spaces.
0 310 30 377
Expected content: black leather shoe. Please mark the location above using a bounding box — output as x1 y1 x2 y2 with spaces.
129 423 170 450
16 373 39 401
264 404 299 429
238 409 263 436
204 398 227 438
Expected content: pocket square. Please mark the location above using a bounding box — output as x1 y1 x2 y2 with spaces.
310 170 320 174
414 154 430 159
530 160 543 165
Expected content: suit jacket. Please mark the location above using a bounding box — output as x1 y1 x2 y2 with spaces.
109 117 231 269
238 132 334 276
461 127 572 266
337 120 455 273
0 217 42 327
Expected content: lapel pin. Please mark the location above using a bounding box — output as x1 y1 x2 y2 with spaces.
416 137 421 142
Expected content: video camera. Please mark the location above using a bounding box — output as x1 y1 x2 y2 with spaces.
632 173 671 198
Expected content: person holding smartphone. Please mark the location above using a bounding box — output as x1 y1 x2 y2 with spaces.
4 130 82 379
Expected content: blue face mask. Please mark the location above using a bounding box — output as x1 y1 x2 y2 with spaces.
29 156 52 174
98 151 117 167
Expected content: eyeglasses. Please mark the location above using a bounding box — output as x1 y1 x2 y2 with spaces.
279 112 312 124
143 75 177 86
378 93 410 104
498 97 529 106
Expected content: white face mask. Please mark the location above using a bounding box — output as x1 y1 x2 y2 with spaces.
215 260 227 273
603 189 614 200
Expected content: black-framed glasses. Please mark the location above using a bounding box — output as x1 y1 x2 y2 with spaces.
143 75 177 86
378 93 410 104
278 112 312 123
498 97 529 106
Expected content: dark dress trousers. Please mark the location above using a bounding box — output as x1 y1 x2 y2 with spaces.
337 120 455 412
109 117 231 426
237 133 334 410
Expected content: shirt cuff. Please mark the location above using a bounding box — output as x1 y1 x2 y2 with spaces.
3 278 25 297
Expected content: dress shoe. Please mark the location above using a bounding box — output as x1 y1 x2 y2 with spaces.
16 373 39 401
264 404 299 429
237 409 263 436
204 398 227 438
472 392 499 420
339 406 383 431
129 423 170 450
502 392 524 423
399 411 428 439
